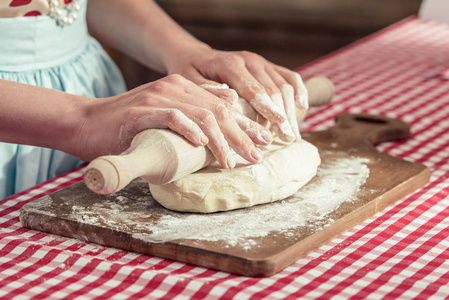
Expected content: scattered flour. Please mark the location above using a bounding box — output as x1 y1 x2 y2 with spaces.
67 156 370 250
137 156 371 248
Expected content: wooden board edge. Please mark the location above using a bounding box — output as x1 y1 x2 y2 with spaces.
19 206 137 253
19 204 274 276
19 166 431 277
251 165 431 277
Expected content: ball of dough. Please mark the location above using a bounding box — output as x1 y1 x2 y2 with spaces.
149 140 320 213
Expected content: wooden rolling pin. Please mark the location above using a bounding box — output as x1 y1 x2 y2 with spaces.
84 76 335 194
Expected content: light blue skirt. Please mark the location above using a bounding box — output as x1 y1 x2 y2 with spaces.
0 0 127 199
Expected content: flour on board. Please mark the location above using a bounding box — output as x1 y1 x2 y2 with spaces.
137 156 370 249
66 156 370 250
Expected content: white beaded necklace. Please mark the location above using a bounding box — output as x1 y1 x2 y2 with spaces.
49 0 81 26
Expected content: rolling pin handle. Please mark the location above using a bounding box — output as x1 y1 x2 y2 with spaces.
307 76 335 107
84 158 120 194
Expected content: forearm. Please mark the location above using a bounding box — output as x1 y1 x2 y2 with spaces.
0 79 85 154
86 0 209 74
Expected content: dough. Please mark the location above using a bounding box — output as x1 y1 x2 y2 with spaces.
149 139 320 213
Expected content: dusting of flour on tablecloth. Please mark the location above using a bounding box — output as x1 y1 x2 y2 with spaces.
135 156 370 249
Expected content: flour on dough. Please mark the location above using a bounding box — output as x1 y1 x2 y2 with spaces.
149 140 320 213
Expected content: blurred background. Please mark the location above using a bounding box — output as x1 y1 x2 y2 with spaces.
101 0 422 89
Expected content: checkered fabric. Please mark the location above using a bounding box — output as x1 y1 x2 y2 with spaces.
1 17 449 299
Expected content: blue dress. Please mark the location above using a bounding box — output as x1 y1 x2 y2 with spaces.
0 0 127 199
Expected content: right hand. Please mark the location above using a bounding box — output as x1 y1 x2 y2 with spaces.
75 74 272 168
166 47 309 143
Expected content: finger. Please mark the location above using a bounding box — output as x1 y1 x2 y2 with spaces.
200 83 239 105
245 64 296 142
191 107 237 169
174 92 264 165
215 61 287 123
269 111 296 142
138 95 234 169
281 84 301 139
270 101 298 142
229 110 272 146
211 104 263 164
266 68 301 139
274 65 309 110
154 77 264 165
133 107 209 147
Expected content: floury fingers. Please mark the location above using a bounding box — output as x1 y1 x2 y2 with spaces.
270 93 296 142
294 73 309 110
282 84 302 139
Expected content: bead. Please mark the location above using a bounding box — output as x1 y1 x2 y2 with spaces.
49 0 80 26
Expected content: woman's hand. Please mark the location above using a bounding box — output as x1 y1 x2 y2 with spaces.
76 75 272 168
88 0 307 142
167 47 309 142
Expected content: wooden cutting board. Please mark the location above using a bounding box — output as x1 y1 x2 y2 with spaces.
20 114 430 277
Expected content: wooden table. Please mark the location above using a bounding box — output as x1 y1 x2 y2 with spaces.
1 16 449 299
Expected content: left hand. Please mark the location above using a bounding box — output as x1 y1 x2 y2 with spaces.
166 47 309 142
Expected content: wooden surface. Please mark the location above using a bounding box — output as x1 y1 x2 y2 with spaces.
19 114 430 277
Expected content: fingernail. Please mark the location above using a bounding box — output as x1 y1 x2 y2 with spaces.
251 146 263 162
290 120 301 140
279 121 296 142
291 126 301 140
228 89 239 104
261 129 273 144
298 94 309 110
295 73 309 109
219 89 238 104
271 93 290 122
226 153 236 169
200 132 209 145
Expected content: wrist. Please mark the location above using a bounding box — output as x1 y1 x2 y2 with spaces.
0 80 87 155
58 95 91 159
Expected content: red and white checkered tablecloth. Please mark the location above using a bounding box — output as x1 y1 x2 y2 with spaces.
2 17 449 299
